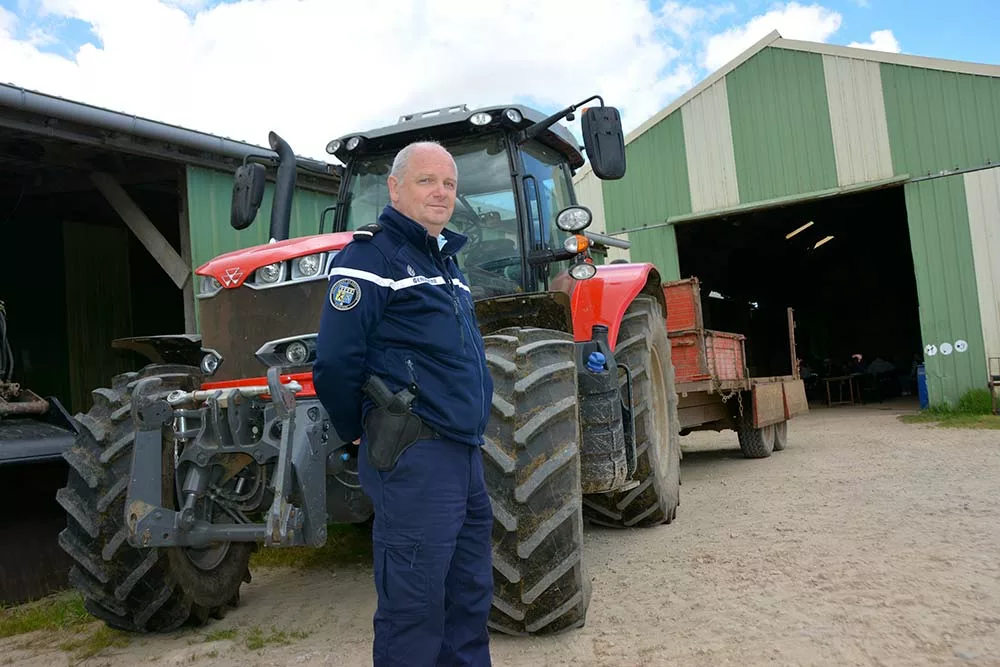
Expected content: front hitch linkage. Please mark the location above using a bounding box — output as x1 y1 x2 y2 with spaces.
124 369 319 549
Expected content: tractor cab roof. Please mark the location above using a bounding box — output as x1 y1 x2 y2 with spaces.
326 103 585 170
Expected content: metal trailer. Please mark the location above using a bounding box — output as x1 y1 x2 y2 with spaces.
664 277 809 457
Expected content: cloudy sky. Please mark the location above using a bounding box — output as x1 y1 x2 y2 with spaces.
1 0 997 162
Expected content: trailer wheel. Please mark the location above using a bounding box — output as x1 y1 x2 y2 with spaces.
773 420 788 451
582 294 681 528
734 411 775 459
57 365 253 633
482 327 589 636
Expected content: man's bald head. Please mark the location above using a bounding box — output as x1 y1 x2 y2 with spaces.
387 142 458 237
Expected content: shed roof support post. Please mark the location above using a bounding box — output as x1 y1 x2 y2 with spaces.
177 167 196 333
90 171 190 291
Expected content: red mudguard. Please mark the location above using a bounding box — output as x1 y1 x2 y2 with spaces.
551 262 662 351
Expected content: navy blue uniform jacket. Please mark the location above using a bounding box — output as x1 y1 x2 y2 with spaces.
313 205 493 447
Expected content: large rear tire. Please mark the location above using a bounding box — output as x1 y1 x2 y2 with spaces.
583 294 681 528
57 365 253 633
482 327 589 636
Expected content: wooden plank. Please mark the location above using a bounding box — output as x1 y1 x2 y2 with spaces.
678 400 729 429
63 221 135 415
788 307 800 379
753 382 786 428
90 171 190 290
783 379 809 419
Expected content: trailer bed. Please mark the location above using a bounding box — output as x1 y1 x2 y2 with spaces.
663 277 808 431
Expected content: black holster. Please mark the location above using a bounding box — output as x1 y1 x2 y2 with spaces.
362 375 435 472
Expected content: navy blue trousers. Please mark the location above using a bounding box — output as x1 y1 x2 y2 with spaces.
358 435 494 667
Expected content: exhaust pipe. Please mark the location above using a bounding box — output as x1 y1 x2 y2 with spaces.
268 131 296 242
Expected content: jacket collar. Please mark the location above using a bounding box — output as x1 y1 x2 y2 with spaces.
378 205 468 258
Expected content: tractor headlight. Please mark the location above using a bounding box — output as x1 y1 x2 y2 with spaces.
563 234 591 254
255 335 318 368
285 341 309 365
556 206 593 232
198 275 223 297
200 351 221 375
295 254 323 278
345 136 361 151
257 262 282 284
569 261 597 280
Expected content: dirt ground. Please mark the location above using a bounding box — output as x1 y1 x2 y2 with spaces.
5 400 1000 666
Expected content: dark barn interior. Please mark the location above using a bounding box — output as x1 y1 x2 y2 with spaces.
0 125 186 603
675 185 924 404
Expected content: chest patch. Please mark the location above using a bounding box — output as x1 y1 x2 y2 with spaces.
330 278 361 311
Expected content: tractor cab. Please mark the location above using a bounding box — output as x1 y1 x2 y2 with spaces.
324 99 627 301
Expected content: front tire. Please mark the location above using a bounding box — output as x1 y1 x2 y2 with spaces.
57 365 253 632
583 294 681 528
482 327 589 636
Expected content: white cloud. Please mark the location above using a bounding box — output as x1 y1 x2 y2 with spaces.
702 2 842 71
0 0 694 161
848 29 901 53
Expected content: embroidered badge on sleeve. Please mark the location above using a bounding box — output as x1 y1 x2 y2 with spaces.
330 277 361 311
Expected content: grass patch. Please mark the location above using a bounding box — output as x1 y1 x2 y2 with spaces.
202 628 237 642
900 388 998 428
0 592 91 639
900 412 1000 428
244 626 309 651
58 626 130 663
250 521 373 569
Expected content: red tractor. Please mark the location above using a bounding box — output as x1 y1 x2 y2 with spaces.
57 96 681 636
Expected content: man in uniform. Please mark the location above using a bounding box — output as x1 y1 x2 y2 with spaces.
313 141 494 666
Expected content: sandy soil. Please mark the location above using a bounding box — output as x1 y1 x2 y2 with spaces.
5 400 1000 666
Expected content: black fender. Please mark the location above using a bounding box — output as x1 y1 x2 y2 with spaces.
473 292 573 337
111 334 208 368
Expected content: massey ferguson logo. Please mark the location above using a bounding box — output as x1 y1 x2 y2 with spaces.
221 267 243 287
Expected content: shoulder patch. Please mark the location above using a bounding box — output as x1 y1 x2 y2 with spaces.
353 223 382 242
329 277 362 311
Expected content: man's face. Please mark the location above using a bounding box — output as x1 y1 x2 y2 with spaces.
387 145 458 236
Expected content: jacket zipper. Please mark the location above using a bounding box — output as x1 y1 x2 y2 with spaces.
449 255 487 431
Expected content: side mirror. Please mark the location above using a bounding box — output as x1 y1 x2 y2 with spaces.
581 106 626 180
230 162 267 230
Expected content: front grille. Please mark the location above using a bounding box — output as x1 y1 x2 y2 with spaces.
198 280 328 382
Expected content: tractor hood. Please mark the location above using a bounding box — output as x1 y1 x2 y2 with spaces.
195 232 355 290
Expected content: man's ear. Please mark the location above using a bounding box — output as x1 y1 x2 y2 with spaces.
387 175 399 204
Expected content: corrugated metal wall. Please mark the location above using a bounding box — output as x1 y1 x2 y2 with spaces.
185 166 337 271
881 64 1000 177
599 111 689 280
904 176 987 404
682 78 739 213
727 48 838 203
823 56 894 186
964 167 1000 367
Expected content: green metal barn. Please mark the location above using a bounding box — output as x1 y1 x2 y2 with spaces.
575 30 1000 409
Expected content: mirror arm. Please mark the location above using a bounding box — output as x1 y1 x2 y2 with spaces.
518 94 606 144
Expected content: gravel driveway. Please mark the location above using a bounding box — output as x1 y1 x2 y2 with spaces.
5 400 999 666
